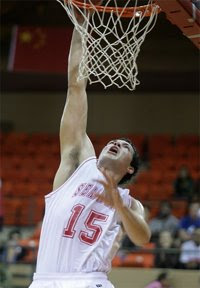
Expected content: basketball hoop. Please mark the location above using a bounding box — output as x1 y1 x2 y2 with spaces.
56 0 161 90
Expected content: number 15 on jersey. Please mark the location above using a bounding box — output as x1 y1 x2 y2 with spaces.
63 204 109 245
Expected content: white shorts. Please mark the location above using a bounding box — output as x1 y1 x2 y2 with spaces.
29 272 115 288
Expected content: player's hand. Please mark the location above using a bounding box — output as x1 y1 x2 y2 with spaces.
94 168 124 210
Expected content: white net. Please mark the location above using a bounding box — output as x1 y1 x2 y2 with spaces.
56 0 160 90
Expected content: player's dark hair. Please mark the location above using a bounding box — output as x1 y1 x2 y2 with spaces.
118 137 140 185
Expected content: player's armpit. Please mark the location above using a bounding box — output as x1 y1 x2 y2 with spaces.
53 147 80 190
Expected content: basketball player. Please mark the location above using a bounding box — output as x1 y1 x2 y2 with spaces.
29 28 151 288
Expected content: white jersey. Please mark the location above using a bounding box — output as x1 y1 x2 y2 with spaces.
36 157 132 274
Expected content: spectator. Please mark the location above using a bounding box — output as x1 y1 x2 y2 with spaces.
149 201 179 242
1 223 42 264
179 228 200 269
154 230 179 269
192 0 200 9
179 202 200 242
144 272 173 288
173 166 194 201
18 221 41 263
4 229 26 263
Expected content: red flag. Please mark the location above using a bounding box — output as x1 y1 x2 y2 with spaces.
8 26 73 73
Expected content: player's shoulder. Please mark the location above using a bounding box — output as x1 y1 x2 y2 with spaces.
130 196 145 217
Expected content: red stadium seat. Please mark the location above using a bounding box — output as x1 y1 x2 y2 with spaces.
172 200 187 218
125 134 146 156
149 183 172 200
148 170 163 185
162 171 176 184
3 197 22 225
176 134 199 147
121 243 155 268
97 134 122 145
136 171 151 184
148 134 174 159
112 255 122 267
129 184 149 201
1 181 14 196
190 169 200 181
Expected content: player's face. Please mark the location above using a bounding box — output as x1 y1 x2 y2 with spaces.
98 139 134 168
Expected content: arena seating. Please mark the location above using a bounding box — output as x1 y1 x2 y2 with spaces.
1 132 199 226
112 243 155 268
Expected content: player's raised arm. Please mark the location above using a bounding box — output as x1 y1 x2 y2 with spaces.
53 28 95 190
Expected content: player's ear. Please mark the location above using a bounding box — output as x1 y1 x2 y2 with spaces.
127 166 134 175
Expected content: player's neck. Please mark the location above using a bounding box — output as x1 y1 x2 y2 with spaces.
97 163 122 185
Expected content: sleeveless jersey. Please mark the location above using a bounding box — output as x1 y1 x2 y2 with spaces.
36 157 132 274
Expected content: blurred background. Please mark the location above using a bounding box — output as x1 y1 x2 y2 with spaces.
0 0 200 287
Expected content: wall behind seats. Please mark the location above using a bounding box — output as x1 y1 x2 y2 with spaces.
109 268 200 288
1 91 199 134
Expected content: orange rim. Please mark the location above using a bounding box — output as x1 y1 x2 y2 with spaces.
65 0 161 18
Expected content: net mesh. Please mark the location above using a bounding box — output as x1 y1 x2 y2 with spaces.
56 0 159 90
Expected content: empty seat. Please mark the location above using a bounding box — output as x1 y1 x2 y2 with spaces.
3 197 22 225
148 183 172 200
148 170 163 185
121 243 155 268
112 255 122 267
1 181 14 196
148 134 174 159
190 169 200 180
125 134 146 156
162 171 176 184
176 134 199 147
129 184 149 201
97 134 122 145
171 200 187 218
136 171 151 184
